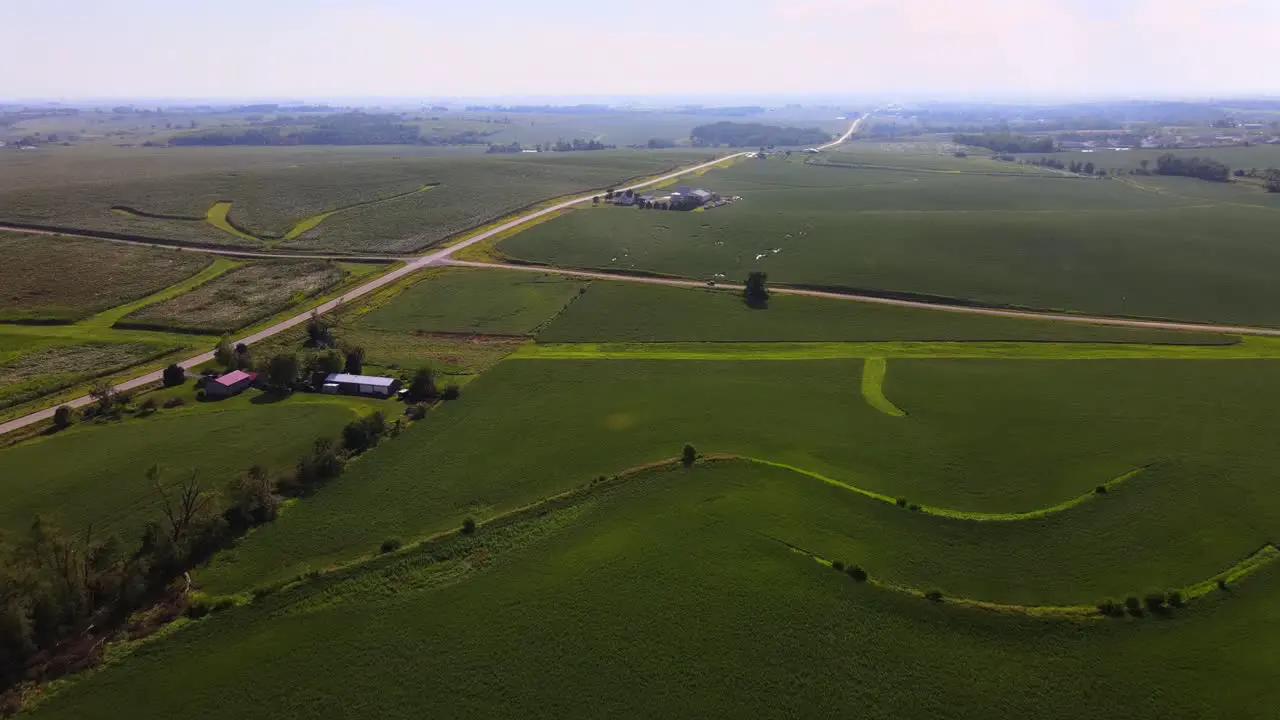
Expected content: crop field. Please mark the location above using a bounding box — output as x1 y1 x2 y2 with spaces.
0 391 373 540
535 280 1233 344
117 260 350 334
0 337 175 412
191 355 1280 596
0 232 212 322
356 267 588 336
498 154 1280 327
30 451 1280 719
0 147 715 253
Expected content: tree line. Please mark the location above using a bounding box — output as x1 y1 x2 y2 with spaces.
691 122 830 148
953 132 1056 153
168 113 494 147
1154 154 1231 182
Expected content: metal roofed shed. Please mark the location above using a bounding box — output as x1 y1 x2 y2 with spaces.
323 373 403 397
204 370 257 398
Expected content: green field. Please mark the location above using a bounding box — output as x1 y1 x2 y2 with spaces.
193 356 1280 595
0 389 374 539
0 147 716 253
0 337 176 412
0 232 211 322
117 260 349 334
499 154 1280 327
536 280 1234 344
29 457 1280 719
357 267 588 336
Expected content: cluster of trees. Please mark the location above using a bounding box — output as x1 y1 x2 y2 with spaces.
169 113 493 147
691 122 830 148
953 132 1056 153
1268 169 1280 193
744 272 769 309
547 138 613 152
1154 154 1231 182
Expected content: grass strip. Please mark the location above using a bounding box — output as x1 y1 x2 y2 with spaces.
860 357 906 417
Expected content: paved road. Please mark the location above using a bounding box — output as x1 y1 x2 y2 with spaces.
0 145 779 436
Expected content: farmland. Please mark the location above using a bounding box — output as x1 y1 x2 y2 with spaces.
27 457 1280 720
192 356 1280 594
117 260 353 335
7 109 1280 720
0 390 375 540
499 151 1280 327
0 232 211 322
0 147 717 253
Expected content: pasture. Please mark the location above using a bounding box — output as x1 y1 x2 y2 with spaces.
0 232 211 322
195 356 1280 595
0 391 371 540
117 260 352 335
29 458 1280 720
0 147 716 253
498 153 1280 327
356 267 588 336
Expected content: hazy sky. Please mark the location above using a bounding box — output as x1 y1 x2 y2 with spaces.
6 0 1279 101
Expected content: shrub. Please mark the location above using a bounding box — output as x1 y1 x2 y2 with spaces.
1097 599 1123 617
341 412 388 454
924 589 944 603
52 405 74 430
1124 596 1142 614
831 560 845 571
162 363 185 387
405 403 428 420
846 565 868 582
896 498 908 508
380 538 402 554
1094 485 1108 495
139 396 158 413
1217 578 1228 591
1168 590 1185 608
441 385 461 401
461 517 477 535
163 397 185 409
681 443 697 467
908 503 921 512
1143 593 1167 613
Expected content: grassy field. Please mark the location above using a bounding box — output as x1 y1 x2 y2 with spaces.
0 232 212 322
536 280 1233 344
356 267 588 336
0 336 176 412
29 458 1280 720
0 387 377 539
116 260 350 334
194 356 1280 595
498 154 1280 327
0 147 716 253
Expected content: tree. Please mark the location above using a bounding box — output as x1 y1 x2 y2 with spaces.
1265 168 1280 193
344 346 365 375
604 189 615 200
265 354 299 392
461 517 477 535
407 367 437 401
1083 162 1095 175
305 310 334 348
89 381 117 413
743 271 769 309
162 363 185 388
314 349 344 375
1139 159 1150 174
592 196 600 204
214 337 235 369
52 405 74 430
225 466 278 528
682 443 697 467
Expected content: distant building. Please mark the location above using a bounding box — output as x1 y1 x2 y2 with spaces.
204 370 257 399
322 373 402 397
613 194 637 206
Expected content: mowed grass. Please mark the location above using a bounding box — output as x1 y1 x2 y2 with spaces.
0 146 715 253
31 461 1280 720
0 337 175 412
198 357 1280 594
536 280 1233 344
356 267 588 336
117 260 348 334
499 157 1280 327
0 391 367 539
0 232 211 322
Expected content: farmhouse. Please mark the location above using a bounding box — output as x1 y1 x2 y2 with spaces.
322 373 402 397
204 370 257 399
